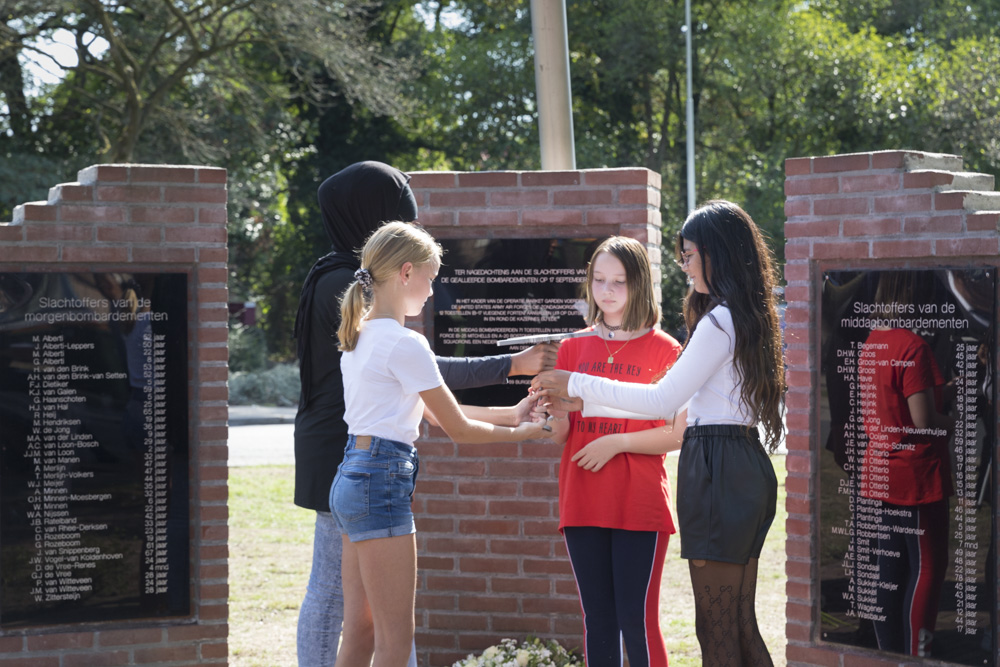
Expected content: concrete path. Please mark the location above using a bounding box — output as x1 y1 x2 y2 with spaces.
228 405 296 467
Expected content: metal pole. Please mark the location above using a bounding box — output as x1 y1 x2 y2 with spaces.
685 0 695 212
530 0 576 170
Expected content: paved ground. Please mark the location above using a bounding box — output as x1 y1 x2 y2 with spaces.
229 405 297 426
228 405 296 467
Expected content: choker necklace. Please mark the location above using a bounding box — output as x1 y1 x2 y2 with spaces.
603 321 624 339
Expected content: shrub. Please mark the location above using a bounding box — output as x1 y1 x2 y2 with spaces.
228 324 269 373
229 362 300 406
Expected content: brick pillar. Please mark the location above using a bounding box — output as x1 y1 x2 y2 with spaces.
0 164 229 665
407 168 662 664
782 150 1000 665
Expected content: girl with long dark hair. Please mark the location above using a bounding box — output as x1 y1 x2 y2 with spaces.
533 200 785 665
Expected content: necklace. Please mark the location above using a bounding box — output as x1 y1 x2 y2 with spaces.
601 333 634 364
602 320 624 339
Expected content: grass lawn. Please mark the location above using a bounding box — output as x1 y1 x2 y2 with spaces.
229 466 313 666
229 455 788 666
657 454 788 665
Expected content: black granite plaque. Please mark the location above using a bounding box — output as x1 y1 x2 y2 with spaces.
0 272 190 628
819 268 996 665
433 238 598 406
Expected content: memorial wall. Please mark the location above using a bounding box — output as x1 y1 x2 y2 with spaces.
433 237 594 405
818 268 995 664
410 166 663 662
0 271 190 628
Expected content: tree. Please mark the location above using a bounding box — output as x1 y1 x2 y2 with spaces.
6 0 1000 358
232 0 1000 352
1 0 412 163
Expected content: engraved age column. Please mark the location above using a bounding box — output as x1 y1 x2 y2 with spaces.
783 150 1000 666
0 164 229 665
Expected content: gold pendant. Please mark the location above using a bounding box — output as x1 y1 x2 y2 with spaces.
607 356 614 364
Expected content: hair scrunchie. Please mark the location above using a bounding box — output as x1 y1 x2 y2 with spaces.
354 268 374 290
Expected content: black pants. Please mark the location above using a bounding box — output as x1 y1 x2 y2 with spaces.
563 526 670 667
871 498 948 656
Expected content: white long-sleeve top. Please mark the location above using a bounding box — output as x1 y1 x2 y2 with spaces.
570 304 754 426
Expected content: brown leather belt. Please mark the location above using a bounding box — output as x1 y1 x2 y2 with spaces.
354 435 372 450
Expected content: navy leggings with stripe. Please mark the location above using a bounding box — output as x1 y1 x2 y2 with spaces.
872 498 948 656
563 527 670 667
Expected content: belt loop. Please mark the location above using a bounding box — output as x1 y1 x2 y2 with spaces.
693 417 700 427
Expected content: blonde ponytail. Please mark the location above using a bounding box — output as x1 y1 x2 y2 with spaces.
337 280 369 352
337 221 443 352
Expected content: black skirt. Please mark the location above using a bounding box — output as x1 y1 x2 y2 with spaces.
677 424 777 564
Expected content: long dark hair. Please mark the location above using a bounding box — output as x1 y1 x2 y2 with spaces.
676 200 785 451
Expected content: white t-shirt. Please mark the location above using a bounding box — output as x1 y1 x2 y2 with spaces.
341 318 444 445
572 304 754 426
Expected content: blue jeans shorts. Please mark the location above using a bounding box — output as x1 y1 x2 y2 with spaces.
329 434 419 542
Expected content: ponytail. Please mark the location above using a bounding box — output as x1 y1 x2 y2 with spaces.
337 281 368 352
336 221 443 353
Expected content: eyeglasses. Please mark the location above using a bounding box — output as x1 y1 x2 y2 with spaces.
675 248 699 268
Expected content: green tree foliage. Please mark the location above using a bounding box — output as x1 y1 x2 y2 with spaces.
2 0 416 360
698 0 1000 244
0 0 412 215
4 0 999 357
410 1 540 171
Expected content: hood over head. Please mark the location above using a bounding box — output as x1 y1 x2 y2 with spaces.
317 161 419 253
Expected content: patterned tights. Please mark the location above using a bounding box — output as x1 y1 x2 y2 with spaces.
688 558 773 666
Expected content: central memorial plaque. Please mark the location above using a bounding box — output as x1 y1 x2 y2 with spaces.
0 272 190 628
818 268 995 665
433 238 597 406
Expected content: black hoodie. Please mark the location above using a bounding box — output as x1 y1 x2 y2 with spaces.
291 161 510 511
292 162 417 510
293 162 417 407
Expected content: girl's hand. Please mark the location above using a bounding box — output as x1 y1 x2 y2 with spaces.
531 370 572 399
552 396 583 413
571 434 622 472
512 392 541 425
529 398 551 423
513 420 549 440
530 389 572 444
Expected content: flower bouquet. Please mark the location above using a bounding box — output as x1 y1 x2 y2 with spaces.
453 637 582 667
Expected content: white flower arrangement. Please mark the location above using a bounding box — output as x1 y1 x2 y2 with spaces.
453 637 581 667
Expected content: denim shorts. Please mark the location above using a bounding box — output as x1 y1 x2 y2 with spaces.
329 434 419 542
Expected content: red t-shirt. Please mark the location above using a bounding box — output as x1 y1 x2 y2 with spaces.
858 328 952 505
555 328 682 532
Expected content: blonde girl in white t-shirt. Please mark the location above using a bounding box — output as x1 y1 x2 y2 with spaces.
330 221 547 667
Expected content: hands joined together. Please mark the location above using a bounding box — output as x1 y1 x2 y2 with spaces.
513 365 619 472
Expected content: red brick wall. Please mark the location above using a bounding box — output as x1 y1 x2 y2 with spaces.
408 168 662 664
783 150 1000 666
0 164 229 665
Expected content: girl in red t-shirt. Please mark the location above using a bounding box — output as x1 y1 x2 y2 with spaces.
544 236 683 667
858 325 953 656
